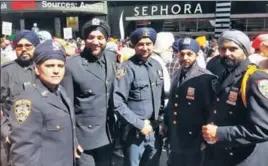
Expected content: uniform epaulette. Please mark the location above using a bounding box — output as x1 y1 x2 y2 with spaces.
1 60 16 68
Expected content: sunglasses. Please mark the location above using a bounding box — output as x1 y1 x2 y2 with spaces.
16 44 34 50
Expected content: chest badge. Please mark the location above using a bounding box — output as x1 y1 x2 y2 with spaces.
186 87 195 100
14 99 32 124
116 68 127 80
226 91 238 105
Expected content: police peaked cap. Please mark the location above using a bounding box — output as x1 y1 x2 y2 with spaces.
82 18 110 40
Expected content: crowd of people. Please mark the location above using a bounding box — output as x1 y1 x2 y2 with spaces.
1 17 268 166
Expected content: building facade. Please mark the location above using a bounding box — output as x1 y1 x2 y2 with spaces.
108 1 268 39
1 1 108 38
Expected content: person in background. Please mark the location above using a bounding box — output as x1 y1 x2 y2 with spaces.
37 31 52 43
248 34 268 65
166 39 181 78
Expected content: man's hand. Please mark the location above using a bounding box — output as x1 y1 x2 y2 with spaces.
141 120 152 136
202 124 218 144
74 145 83 159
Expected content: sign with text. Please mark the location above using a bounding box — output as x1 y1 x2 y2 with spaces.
2 21 12 35
63 27 72 39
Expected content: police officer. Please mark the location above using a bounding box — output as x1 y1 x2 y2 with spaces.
202 30 268 166
8 40 80 166
61 18 117 166
113 27 164 166
1 30 40 165
165 38 216 166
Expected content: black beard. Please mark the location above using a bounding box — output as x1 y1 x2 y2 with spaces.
220 56 240 69
16 58 33 67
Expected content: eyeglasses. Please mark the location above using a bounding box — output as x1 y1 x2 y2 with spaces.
16 44 34 50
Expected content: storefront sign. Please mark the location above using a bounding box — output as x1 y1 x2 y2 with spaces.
1 1 107 14
134 3 203 16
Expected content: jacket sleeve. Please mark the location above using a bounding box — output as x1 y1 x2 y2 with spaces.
9 98 43 166
113 65 145 130
216 78 268 146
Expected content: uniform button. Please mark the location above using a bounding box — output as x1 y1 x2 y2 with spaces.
89 90 92 93
229 152 233 156
229 111 233 114
174 112 177 115
173 121 176 124
107 117 110 120
216 98 220 102
225 148 228 150
88 125 92 128
107 93 109 96
175 95 178 98
189 131 192 135
32 84 36 87
213 110 217 114
106 81 109 85
56 125 60 129
188 102 191 105
174 103 178 107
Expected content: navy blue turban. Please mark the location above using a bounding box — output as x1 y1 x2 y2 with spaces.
82 18 110 40
172 38 182 53
176 38 200 54
130 27 157 47
33 40 66 65
13 30 40 47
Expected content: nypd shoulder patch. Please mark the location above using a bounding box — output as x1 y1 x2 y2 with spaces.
14 99 32 124
258 79 268 99
116 68 127 79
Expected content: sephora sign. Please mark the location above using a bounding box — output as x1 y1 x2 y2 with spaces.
133 3 203 16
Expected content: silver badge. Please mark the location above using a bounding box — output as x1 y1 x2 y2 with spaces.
92 18 100 26
182 38 191 45
52 41 62 51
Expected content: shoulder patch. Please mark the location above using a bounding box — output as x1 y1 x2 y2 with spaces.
258 80 268 99
116 68 127 79
14 99 32 124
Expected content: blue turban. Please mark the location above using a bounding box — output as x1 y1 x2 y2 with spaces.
172 38 182 52
176 38 200 54
13 30 40 47
33 40 66 65
130 27 157 46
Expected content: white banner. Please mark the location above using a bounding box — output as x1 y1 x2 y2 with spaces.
2 21 12 35
63 27 72 39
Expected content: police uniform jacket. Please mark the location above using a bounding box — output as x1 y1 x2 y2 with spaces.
204 59 268 166
165 63 216 154
9 79 76 166
1 60 35 140
113 55 164 135
61 49 117 150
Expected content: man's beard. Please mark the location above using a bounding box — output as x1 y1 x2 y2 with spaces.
16 56 33 67
220 56 240 69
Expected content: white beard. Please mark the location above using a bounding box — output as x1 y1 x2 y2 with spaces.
160 51 173 64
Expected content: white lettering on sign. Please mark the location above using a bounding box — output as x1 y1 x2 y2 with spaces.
42 1 77 8
1 2 7 10
160 5 168 15
142 6 148 16
133 3 203 16
41 1 104 11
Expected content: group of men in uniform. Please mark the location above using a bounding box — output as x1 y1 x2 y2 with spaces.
1 17 268 166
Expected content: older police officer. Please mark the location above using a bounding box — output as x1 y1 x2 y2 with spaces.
165 38 216 166
202 30 268 166
9 40 80 166
113 27 164 166
61 18 117 166
1 30 40 165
